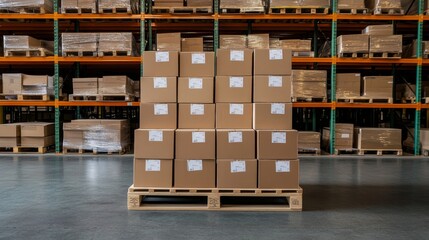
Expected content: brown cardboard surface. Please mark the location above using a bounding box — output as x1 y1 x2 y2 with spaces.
134 129 175 159
175 129 215 159
257 130 298 159
216 49 253 76
0 123 21 137
139 103 177 129
216 103 252 129
248 34 270 49
142 51 179 77
336 73 361 98
177 77 214 103
22 75 49 86
322 123 354 149
73 78 98 95
258 159 300 189
216 129 255 159
253 103 292 130
253 49 292 75
174 159 216 188
63 130 84 148
21 136 54 147
140 77 177 103
215 76 252 103
217 159 257 188
0 137 20 148
20 123 54 137
253 75 292 103
2 73 22 94
178 104 215 129
363 76 393 98
298 131 320 150
219 35 247 49
181 38 204 52
134 158 173 187
179 52 215 77
156 33 181 51
354 128 402 149
98 76 133 95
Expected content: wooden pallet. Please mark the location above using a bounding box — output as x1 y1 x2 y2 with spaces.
13 146 49 154
422 149 429 156
292 97 327 102
373 7 404 15
336 97 393 104
18 94 52 101
292 51 314 57
99 7 132 14
5 48 53 57
334 148 358 155
357 149 403 156
221 7 265 14
69 93 133 101
337 8 368 14
68 94 98 101
338 52 369 58
0 6 49 14
98 50 133 57
60 7 96 14
0 147 15 153
269 7 329 14
152 6 213 14
62 50 97 57
63 145 129 155
298 148 321 155
401 97 416 103
128 185 303 211
369 52 401 59
424 97 429 104
0 94 19 100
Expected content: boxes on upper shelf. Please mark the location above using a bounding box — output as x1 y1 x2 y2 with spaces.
219 35 247 49
257 130 298 160
216 129 255 159
134 159 173 187
134 129 175 159
174 159 215 188
219 0 264 9
253 103 292 130
254 49 292 75
217 159 257 188
181 38 204 52
175 129 216 159
258 159 300 189
253 75 292 103
140 77 177 103
73 78 98 95
143 51 179 77
179 52 215 77
157 33 181 51
187 0 213 7
98 32 137 56
153 0 184 7
362 24 394 36
336 73 361 98
0 0 54 13
247 34 270 49
291 70 327 100
362 76 393 98
178 104 216 129
215 76 252 103
216 49 253 76
366 0 401 10
21 74 53 95
177 77 214 103
337 35 369 54
369 35 402 54
216 103 253 129
280 40 312 53
2 73 23 94
140 103 177 129
98 76 134 95
338 0 365 9
61 32 98 55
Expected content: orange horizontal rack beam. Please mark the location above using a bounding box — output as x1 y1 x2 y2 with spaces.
0 13 54 19
0 57 55 63
336 14 419 21
57 56 141 63
335 103 418 109
0 101 56 107
293 102 332 108
335 58 418 65
58 101 139 107
56 13 141 20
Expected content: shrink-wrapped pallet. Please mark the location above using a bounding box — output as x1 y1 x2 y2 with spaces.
366 0 401 9
157 33 181 51
336 73 361 98
98 76 134 95
61 33 98 54
219 35 247 49
292 70 327 82
408 40 429 57
98 32 137 56
154 0 184 7
0 0 53 13
298 131 320 151
337 35 369 53
362 24 393 35
362 76 393 98
280 39 311 52
323 123 354 150
338 0 365 9
61 0 96 12
220 0 264 9
292 81 326 99
354 128 402 150
247 34 270 49
21 74 53 95
73 78 98 95
369 35 402 53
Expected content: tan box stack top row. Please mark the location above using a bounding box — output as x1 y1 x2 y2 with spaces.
134 49 299 190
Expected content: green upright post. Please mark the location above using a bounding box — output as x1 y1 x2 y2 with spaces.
414 0 424 155
54 0 60 153
329 0 337 155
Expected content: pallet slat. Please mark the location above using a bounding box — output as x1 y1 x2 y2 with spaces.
61 7 96 14
152 6 212 14
369 52 401 59
69 94 134 101
337 8 368 14
292 97 327 102
336 97 393 104
338 52 369 58
269 7 329 14
221 7 265 14
357 149 403 156
373 7 404 15
5 48 53 57
63 145 129 155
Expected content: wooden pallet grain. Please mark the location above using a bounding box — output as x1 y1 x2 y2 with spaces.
369 52 401 59
221 7 265 14
63 145 129 155
373 7 404 15
13 146 49 154
269 7 329 14
337 8 368 14
99 7 132 14
298 148 321 155
357 149 403 156
68 94 98 101
292 97 327 102
61 7 96 14
292 51 314 57
5 48 53 57
152 6 213 14
98 50 133 57
338 52 369 58
18 94 52 101
334 148 358 155
62 50 97 57
336 97 393 104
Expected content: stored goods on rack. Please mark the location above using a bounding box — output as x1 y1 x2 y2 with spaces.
367 0 404 15
248 34 270 49
220 35 247 49
362 76 393 99
20 122 54 151
157 33 181 51
98 32 138 57
369 35 402 59
291 70 327 102
98 0 139 14
0 123 21 148
60 0 96 13
269 0 330 14
1 73 57 100
362 24 393 36
61 32 98 57
99 76 134 95
187 0 212 7
72 78 98 95
337 35 369 58
220 0 265 13
337 0 367 14
152 5 212 13
354 128 402 155
3 35 53 57
406 40 429 58
280 39 312 56
298 131 320 154
396 83 416 103
336 73 361 99
153 0 184 7
322 123 354 154
0 0 53 13
181 38 204 52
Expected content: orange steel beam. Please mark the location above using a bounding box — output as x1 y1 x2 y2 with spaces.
336 103 418 109
57 56 141 63
293 102 332 108
0 101 56 106
59 101 139 107
57 14 141 20
337 14 419 21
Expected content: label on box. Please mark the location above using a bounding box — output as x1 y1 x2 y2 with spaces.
276 160 290 173
154 104 168 115
231 160 246 173
230 50 244 61
272 132 286 144
148 130 163 142
269 49 283 60
187 160 203 172
192 132 206 143
189 78 203 89
228 131 243 143
271 103 285 115
145 160 161 172
191 53 205 64
341 133 350 138
229 104 244 115
190 104 204 115
268 76 283 87
156 52 169 62
153 77 168 88
229 77 244 88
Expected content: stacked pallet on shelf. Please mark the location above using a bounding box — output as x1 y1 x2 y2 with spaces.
291 70 327 102
406 40 429 58
336 73 361 100
363 25 402 58
298 131 321 154
20 122 54 153
337 34 369 58
367 0 404 15
220 0 265 13
0 0 53 13
362 76 394 102
219 34 269 49
3 35 53 57
98 0 139 13
337 0 367 14
60 0 97 13
70 76 135 101
280 39 313 57
153 0 212 13
0 123 21 150
269 0 330 14
157 32 205 52
354 128 402 155
62 33 98 57
1 74 55 101
322 123 354 155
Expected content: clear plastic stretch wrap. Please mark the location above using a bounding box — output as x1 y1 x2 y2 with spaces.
336 73 361 98
362 24 393 35
363 76 393 98
370 35 402 53
154 0 184 7
187 0 212 6
292 70 327 82
4 35 42 49
338 0 365 9
300 0 330 7
220 35 247 49
354 128 402 150
292 81 327 98
323 123 354 149
98 76 134 95
220 0 264 8
72 78 98 95
247 34 270 49
98 0 139 13
298 131 320 150
269 0 300 7
63 119 130 152
61 32 98 53
61 0 97 11
280 39 311 52
269 38 281 48
0 0 53 12
337 35 369 53
366 0 402 9
157 33 181 51
21 74 54 95
98 32 137 56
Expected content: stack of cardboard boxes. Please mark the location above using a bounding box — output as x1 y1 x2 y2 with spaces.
2 73 54 96
0 0 54 13
3 35 53 56
336 73 393 100
0 122 54 148
291 70 327 101
298 131 321 153
157 33 204 52
60 0 97 13
322 123 354 151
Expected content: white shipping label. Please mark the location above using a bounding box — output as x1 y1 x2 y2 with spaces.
153 77 168 88
231 160 246 173
228 132 243 143
192 53 206 64
154 104 168 115
271 103 285 115
230 50 244 61
229 77 244 88
190 104 205 115
276 160 290 173
187 160 203 172
145 160 161 172
229 104 244 115
341 133 350 139
272 132 286 144
189 78 203 89
156 52 169 62
192 132 206 143
148 130 163 142
268 76 283 87
269 49 283 60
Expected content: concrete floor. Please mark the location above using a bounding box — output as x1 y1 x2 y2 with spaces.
0 155 428 240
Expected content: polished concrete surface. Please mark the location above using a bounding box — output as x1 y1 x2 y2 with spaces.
0 155 428 240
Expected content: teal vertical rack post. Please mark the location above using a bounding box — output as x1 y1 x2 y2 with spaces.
54 0 60 153
414 0 424 155
329 0 337 155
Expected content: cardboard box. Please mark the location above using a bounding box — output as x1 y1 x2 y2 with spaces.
73 78 98 95
257 130 298 159
369 35 402 53
3 35 42 49
21 136 55 147
362 24 394 35
154 0 184 7
20 123 54 137
217 159 257 188
354 128 402 150
280 39 312 52
215 76 252 103
178 104 215 129
140 77 177 103
157 33 181 51
63 130 84 148
98 32 134 54
253 49 292 75
253 75 292 103
61 33 97 53
177 77 214 103
187 0 212 6
99 76 133 95
336 73 361 98
174 159 215 188
0 123 21 137
134 158 173 187
0 138 20 148
175 129 215 159
181 38 204 52
258 159 300 189
216 103 252 129
219 35 247 49
322 123 354 149
253 103 292 130
143 51 179 77
292 81 327 99
2 73 23 94
337 35 369 53
363 76 393 98
216 129 255 159
179 52 215 77
216 49 253 76
298 131 320 150
22 75 50 86
134 129 175 159
139 103 177 129
248 34 270 49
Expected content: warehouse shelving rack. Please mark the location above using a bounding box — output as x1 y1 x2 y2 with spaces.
0 0 427 154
